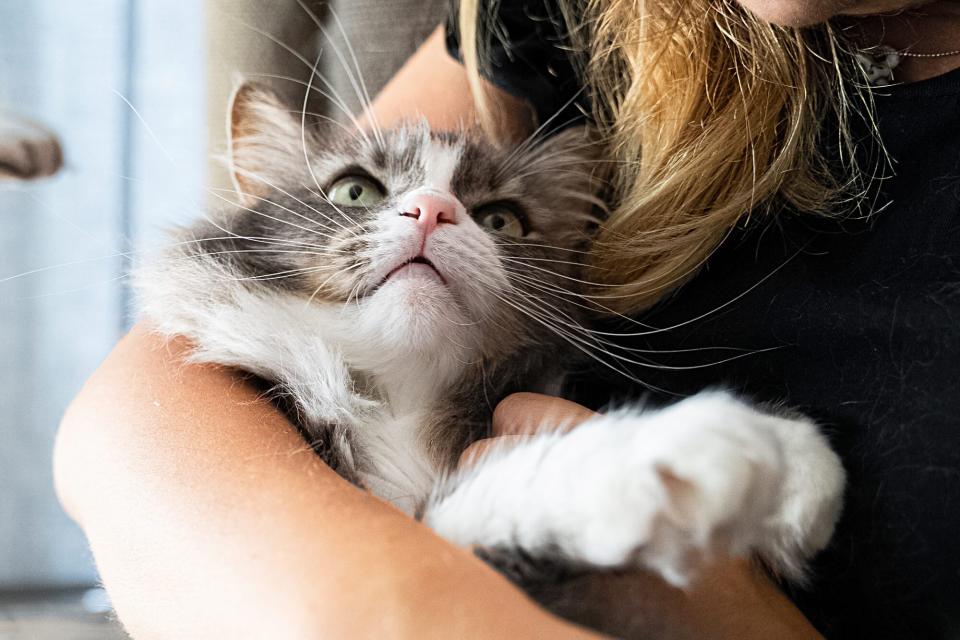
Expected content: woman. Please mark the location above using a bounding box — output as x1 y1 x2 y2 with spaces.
55 0 960 637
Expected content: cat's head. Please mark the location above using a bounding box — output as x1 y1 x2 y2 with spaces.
215 81 602 375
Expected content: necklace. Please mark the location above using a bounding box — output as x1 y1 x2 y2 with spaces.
855 45 960 86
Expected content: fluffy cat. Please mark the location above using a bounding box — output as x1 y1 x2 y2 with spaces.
135 81 845 637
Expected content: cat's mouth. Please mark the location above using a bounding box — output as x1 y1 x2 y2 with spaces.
381 255 447 286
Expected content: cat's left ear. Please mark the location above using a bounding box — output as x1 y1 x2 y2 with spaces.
227 79 305 206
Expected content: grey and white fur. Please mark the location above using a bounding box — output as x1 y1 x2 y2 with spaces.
135 82 845 637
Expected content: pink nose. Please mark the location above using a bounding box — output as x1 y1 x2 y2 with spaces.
399 192 458 237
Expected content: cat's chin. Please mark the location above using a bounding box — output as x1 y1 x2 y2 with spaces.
358 274 472 354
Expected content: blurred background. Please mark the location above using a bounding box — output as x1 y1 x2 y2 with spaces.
0 0 442 636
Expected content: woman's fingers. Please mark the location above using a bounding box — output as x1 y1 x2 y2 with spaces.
459 394 598 469
492 392 597 437
458 435 529 469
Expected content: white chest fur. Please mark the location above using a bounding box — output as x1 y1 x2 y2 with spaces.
136 254 449 514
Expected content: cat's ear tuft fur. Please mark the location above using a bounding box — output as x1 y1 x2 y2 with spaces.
227 80 304 206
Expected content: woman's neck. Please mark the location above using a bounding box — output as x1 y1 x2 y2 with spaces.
842 1 960 82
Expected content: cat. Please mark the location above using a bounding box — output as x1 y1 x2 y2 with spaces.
135 80 846 637
0 111 61 181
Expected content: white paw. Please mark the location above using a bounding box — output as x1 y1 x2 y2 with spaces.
427 392 835 587
558 393 787 585
0 115 62 180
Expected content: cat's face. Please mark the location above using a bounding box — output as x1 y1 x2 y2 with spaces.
212 83 600 366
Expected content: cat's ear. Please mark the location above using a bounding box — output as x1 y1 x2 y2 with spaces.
227 80 304 206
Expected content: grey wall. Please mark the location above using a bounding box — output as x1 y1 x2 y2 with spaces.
0 0 204 588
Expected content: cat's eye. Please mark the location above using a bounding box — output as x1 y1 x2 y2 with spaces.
476 204 526 237
327 174 386 207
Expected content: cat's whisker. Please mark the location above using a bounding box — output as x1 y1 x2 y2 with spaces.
283 108 360 139
246 72 371 146
225 265 331 283
207 183 349 244
235 20 374 146
220 164 360 240
494 92 589 179
499 259 618 288
505 273 763 361
304 261 365 307
0 233 327 284
490 240 593 255
318 4 386 148
502 269 626 317
297 48 367 240
499 255 594 269
487 289 657 390
187 247 344 260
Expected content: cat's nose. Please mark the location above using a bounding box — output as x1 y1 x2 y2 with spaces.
399 191 458 236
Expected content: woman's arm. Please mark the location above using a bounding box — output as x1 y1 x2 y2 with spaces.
55 25 596 639
56 326 599 639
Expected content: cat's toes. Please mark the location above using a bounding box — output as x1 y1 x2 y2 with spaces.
565 393 786 586
0 117 63 180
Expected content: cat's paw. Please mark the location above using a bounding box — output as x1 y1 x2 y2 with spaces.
557 393 786 585
0 115 62 181
427 392 835 587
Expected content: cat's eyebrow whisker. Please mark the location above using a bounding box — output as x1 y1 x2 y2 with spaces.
298 48 368 240
283 108 359 139
246 71 370 147
235 21 374 147
305 2 386 149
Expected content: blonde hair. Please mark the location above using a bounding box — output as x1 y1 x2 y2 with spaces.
458 0 870 313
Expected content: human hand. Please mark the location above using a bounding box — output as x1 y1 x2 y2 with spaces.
456 392 824 640
459 392 597 468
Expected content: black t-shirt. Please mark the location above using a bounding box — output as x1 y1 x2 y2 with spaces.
449 3 960 638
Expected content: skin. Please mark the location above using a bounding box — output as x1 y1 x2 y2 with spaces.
56 7 960 639
736 1 960 81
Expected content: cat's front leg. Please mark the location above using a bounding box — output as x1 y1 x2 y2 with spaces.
425 391 845 587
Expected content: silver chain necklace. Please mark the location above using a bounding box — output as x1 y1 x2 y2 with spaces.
855 45 960 86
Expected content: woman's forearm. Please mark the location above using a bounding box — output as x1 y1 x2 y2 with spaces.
55 324 599 639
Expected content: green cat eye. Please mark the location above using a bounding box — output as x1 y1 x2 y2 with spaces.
476 204 526 238
327 175 386 207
